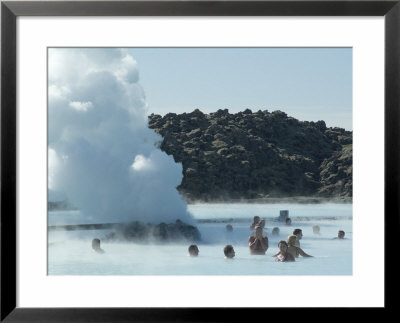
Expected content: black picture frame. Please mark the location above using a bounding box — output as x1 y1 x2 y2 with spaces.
1 0 398 321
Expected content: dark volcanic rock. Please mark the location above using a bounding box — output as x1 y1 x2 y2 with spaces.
148 109 352 201
318 144 352 197
103 220 201 243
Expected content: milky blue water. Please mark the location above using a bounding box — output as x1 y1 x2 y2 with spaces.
48 203 352 275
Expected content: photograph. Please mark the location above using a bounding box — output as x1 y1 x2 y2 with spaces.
47 47 353 275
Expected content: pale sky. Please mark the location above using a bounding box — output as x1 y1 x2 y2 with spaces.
127 47 352 130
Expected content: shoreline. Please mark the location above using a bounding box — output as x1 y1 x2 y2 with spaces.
186 196 352 205
48 196 352 211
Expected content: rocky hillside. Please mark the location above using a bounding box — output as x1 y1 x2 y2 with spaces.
148 109 352 202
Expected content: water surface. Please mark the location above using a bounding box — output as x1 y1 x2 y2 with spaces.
48 203 352 275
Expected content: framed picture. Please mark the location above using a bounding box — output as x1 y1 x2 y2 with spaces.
1 0 398 320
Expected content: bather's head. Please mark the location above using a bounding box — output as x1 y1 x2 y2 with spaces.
224 244 235 258
338 230 345 239
254 225 263 238
188 244 199 257
285 218 292 225
253 216 260 224
293 228 303 240
226 224 233 232
278 240 288 253
287 235 297 247
312 224 320 234
272 227 280 236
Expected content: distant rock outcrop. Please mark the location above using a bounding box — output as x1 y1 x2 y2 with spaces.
148 108 352 202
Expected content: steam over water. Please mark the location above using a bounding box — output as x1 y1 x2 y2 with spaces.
48 48 192 224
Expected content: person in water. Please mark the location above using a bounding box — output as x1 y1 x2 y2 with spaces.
334 230 346 239
188 244 199 257
293 228 303 247
250 216 261 230
275 241 295 262
272 227 280 236
285 218 292 226
286 235 312 258
92 238 105 254
224 244 235 259
248 225 269 255
226 224 233 232
312 224 321 235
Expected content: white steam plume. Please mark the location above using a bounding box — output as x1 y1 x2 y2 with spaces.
48 48 193 224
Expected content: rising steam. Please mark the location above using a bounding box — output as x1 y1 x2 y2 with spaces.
48 48 193 224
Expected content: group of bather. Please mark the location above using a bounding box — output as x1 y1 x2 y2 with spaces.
187 215 346 262
91 215 346 260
